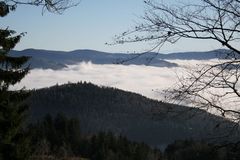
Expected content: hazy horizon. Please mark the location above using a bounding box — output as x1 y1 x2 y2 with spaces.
13 47 228 55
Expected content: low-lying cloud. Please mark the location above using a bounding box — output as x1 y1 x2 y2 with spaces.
13 60 212 100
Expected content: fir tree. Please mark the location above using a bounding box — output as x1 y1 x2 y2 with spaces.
0 2 30 159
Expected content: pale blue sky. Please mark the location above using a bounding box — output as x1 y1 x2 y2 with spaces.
2 0 222 53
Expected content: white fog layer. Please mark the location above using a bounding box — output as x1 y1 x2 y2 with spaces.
13 60 218 100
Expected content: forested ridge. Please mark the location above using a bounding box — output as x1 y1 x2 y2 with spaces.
24 82 240 159
28 114 162 160
27 82 240 148
26 114 240 160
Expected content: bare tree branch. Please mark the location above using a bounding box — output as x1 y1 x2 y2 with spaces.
116 0 240 137
3 0 80 14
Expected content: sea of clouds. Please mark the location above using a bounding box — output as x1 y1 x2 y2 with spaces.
12 58 240 120
13 60 215 101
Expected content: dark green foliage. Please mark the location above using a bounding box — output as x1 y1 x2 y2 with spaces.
165 140 218 160
26 82 240 159
225 144 240 160
28 114 162 160
164 140 240 160
28 114 240 160
28 82 240 147
28 114 81 158
0 2 30 159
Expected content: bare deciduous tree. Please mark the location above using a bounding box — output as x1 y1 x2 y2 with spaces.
2 0 80 14
116 0 240 126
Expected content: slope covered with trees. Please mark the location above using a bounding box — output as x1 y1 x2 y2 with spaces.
27 82 239 148
28 114 162 160
27 114 240 160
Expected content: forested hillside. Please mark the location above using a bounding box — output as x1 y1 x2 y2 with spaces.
27 82 239 148
28 114 162 160
28 114 240 160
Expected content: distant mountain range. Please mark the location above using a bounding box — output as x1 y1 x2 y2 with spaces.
27 82 239 149
10 49 234 70
155 49 235 60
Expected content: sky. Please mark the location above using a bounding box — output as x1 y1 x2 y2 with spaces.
2 0 223 53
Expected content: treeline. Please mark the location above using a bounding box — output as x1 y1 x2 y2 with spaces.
27 114 240 160
27 82 239 147
21 82 240 160
28 114 162 160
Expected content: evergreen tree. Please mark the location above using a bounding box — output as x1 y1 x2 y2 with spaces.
0 2 30 159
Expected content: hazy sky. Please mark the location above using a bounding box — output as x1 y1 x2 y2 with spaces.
2 0 222 53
